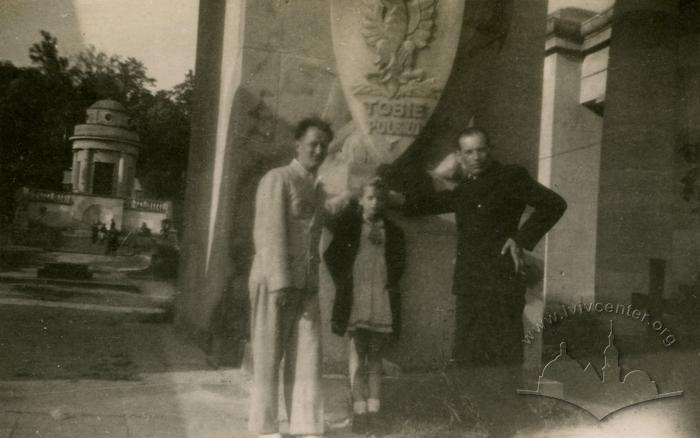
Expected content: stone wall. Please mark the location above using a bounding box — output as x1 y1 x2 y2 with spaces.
122 208 170 233
674 10 700 291
71 193 125 228
541 2 700 314
14 190 170 233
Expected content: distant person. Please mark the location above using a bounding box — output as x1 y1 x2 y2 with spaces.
139 222 152 237
160 219 172 237
106 221 119 255
91 221 100 243
324 176 406 435
37 206 48 224
397 127 567 367
98 223 108 242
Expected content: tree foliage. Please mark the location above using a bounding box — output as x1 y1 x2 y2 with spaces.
0 31 192 225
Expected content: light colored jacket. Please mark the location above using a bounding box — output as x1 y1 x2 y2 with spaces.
249 160 326 293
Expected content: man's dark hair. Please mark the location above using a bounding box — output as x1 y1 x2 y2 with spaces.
457 126 491 147
294 116 334 142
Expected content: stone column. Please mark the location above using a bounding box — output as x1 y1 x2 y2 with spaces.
117 152 126 197
595 0 679 302
71 155 81 193
175 0 249 358
538 9 605 307
673 1 700 286
81 149 93 194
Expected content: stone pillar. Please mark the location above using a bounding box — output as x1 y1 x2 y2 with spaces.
673 1 700 287
539 8 605 307
176 0 251 359
71 156 81 193
595 0 679 302
117 152 126 197
80 150 93 194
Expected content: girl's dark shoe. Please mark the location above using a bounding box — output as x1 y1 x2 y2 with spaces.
352 413 369 435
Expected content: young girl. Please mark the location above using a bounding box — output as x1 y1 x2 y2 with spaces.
324 177 406 435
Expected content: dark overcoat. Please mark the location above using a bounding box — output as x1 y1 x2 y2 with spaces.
404 161 566 365
324 204 406 339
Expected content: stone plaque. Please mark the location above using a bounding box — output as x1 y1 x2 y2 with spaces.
330 0 465 164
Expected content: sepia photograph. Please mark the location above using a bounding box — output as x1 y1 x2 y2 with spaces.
0 0 699 437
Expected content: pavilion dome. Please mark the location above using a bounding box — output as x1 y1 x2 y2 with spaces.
89 99 127 112
71 99 140 146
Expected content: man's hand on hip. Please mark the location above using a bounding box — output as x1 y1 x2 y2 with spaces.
501 238 525 273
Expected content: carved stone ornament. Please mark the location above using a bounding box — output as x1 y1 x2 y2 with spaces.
331 0 465 164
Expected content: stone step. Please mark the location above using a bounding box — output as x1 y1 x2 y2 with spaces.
0 273 141 293
0 297 168 321
0 281 171 322
38 262 93 280
2 283 169 310
61 228 92 238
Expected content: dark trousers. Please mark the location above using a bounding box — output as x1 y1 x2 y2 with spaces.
452 287 525 367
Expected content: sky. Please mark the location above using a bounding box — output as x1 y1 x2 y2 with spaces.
0 0 613 91
0 0 198 90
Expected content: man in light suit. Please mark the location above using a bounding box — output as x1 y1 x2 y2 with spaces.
248 117 333 438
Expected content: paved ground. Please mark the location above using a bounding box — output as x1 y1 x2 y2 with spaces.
1 249 699 437
2 303 699 438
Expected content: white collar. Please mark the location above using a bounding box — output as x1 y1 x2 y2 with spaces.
291 159 316 179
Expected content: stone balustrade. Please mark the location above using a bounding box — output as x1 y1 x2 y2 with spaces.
26 188 73 205
125 198 167 213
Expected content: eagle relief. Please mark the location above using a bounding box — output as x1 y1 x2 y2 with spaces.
331 0 463 162
356 0 440 99
354 0 440 138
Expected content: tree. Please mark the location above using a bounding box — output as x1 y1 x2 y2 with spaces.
71 45 156 107
0 31 77 225
29 31 70 78
170 70 194 119
137 71 193 200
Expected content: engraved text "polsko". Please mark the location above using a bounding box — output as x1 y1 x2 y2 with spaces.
364 100 430 136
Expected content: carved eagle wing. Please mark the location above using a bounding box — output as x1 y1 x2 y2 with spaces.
406 0 437 48
360 0 387 47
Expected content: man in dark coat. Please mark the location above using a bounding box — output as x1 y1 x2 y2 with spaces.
401 127 567 366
